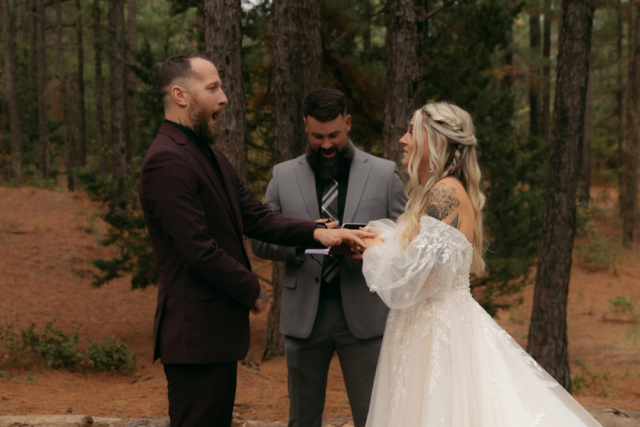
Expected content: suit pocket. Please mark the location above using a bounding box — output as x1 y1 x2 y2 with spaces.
283 273 297 290
185 281 219 302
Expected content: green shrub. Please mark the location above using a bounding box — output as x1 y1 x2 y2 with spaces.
576 222 622 274
0 318 136 374
21 321 82 369
85 338 136 373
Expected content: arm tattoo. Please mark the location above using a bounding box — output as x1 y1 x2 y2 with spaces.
259 288 269 306
426 185 460 229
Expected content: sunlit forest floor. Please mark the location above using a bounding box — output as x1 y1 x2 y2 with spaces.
0 185 638 420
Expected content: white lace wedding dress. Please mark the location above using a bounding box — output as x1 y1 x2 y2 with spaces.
362 215 602 427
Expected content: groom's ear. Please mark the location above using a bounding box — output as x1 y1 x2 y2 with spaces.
170 85 189 108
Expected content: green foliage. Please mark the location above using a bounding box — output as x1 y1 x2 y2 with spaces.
576 213 622 274
571 359 611 395
78 168 158 289
0 318 136 374
21 321 83 369
608 297 640 341
85 338 137 373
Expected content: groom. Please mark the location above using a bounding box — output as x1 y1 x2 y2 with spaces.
139 54 371 427
252 88 406 427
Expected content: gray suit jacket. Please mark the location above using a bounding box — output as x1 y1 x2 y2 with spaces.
251 147 406 339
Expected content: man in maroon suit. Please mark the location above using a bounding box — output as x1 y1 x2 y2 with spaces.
139 53 371 427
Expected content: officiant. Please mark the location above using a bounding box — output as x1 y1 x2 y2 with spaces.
252 88 406 427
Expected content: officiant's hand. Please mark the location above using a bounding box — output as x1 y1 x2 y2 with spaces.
251 288 269 315
313 228 375 249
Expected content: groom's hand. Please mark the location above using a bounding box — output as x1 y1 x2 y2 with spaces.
313 228 375 249
251 288 269 315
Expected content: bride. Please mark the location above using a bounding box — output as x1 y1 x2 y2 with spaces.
359 102 602 426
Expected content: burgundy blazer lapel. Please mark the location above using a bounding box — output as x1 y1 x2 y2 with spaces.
158 123 241 233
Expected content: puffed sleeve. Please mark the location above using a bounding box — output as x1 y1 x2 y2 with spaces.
362 215 468 309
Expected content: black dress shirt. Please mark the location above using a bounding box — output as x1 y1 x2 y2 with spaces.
163 120 227 196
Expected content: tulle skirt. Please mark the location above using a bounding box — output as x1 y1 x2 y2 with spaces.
365 288 602 427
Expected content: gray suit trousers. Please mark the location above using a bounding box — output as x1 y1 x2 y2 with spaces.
285 299 382 427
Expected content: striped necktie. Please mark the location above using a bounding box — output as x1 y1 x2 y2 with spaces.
321 179 340 284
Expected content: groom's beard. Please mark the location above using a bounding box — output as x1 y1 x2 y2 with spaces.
188 96 217 145
306 142 354 181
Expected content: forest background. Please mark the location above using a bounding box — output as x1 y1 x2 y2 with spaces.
0 0 638 404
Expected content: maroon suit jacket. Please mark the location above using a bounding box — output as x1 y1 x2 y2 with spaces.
139 123 317 364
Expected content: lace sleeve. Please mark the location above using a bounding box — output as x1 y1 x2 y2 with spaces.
362 216 467 309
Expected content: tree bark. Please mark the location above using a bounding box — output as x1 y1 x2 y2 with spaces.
363 0 371 54
76 0 87 168
125 0 138 163
108 0 127 179
94 0 106 178
621 0 640 249
35 0 49 179
527 0 594 393
383 0 424 180
56 0 75 191
204 0 248 183
578 83 591 206
617 0 624 207
2 0 23 183
266 0 322 360
263 261 285 361
502 0 515 91
530 1 542 138
541 0 552 141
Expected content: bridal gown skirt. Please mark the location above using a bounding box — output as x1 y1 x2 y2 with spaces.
365 288 602 427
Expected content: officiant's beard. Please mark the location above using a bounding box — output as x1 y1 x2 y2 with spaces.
306 142 355 181
188 98 217 145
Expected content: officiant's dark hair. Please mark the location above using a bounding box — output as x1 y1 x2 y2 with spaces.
156 52 212 102
303 88 347 122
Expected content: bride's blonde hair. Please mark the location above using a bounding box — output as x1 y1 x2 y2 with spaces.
397 101 486 274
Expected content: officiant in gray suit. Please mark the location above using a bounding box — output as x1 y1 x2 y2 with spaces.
252 89 406 427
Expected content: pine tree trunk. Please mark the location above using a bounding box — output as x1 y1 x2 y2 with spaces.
108 0 127 179
622 0 640 249
56 0 75 191
502 0 515 91
76 0 87 168
94 0 106 178
383 0 423 180
363 0 371 54
35 0 49 179
263 261 285 361
266 0 322 360
527 0 594 393
1 0 23 183
617 0 624 206
204 0 248 183
579 83 591 206
530 2 541 138
125 0 138 163
541 0 552 141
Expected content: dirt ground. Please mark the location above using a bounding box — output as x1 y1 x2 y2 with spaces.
0 185 638 420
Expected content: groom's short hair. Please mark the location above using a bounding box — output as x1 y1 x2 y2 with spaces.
155 52 212 102
303 88 347 122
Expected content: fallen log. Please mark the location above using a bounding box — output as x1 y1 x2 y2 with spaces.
0 407 637 427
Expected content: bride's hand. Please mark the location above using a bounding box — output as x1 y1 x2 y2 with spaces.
356 226 384 252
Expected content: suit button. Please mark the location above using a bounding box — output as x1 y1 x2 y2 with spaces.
315 277 319 283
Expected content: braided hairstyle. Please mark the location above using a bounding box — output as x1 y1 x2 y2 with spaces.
397 101 486 274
